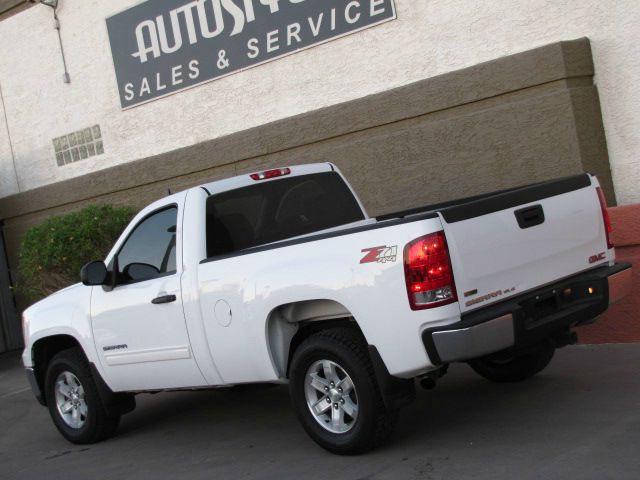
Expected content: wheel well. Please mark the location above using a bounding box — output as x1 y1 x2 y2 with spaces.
31 335 82 405
264 299 366 379
285 319 366 377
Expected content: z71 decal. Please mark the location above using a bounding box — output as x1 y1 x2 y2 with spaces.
360 246 398 264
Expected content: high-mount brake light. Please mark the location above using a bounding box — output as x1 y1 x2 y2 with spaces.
596 186 613 249
250 168 291 181
403 231 457 310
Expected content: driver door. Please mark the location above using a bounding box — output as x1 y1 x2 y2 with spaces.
91 204 206 391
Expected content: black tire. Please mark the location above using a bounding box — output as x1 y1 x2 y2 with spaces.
44 347 120 444
468 342 555 383
289 328 398 455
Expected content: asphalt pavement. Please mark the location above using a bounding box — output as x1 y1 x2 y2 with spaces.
1 343 639 480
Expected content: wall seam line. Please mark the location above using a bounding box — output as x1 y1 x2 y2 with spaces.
0 80 21 194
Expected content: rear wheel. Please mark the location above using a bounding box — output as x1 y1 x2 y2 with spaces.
289 328 398 455
45 348 120 444
468 342 555 383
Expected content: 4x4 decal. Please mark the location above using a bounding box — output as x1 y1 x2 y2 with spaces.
360 245 398 264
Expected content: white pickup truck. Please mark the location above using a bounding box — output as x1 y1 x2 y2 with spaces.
22 163 632 454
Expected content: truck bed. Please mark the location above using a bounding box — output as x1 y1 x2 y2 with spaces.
376 174 609 314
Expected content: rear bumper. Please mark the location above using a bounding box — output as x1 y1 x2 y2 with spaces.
422 262 632 364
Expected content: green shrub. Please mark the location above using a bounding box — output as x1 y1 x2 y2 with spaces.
17 204 136 303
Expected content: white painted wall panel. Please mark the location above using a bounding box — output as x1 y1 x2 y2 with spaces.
0 0 639 203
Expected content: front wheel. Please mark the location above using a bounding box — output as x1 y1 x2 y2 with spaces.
289 328 398 455
468 342 555 383
44 347 120 444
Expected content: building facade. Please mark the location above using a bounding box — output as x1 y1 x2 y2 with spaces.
1 0 639 351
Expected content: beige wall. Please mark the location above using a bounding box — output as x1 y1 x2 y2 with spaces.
0 0 639 203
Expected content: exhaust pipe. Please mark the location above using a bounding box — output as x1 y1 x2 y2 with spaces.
418 365 448 390
419 377 437 390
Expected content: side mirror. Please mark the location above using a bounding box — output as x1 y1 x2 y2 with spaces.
80 261 108 286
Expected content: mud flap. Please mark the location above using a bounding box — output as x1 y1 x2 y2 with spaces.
368 345 415 410
89 363 136 417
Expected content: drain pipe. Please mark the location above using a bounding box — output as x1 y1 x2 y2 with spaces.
32 0 70 83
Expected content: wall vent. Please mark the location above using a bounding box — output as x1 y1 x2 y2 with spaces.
53 125 103 166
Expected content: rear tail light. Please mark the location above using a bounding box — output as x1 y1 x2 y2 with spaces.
596 186 613 249
250 167 291 181
403 231 457 310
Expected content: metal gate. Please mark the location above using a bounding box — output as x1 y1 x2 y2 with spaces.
0 223 20 353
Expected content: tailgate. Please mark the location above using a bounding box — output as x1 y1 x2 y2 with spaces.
439 174 611 313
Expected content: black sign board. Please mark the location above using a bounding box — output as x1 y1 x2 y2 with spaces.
106 0 397 109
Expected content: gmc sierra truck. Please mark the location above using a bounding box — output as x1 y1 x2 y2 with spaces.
22 163 632 454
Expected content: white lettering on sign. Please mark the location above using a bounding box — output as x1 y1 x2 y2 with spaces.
123 59 201 101
108 0 396 108
345 1 361 24
132 0 309 63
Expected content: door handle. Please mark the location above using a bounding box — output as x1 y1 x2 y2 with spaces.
514 204 545 229
151 294 177 305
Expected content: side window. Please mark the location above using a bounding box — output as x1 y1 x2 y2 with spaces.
116 207 178 283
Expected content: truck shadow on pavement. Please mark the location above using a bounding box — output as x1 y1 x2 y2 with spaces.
115 362 585 451
4 345 640 480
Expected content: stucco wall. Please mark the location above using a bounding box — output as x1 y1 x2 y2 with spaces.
0 0 639 202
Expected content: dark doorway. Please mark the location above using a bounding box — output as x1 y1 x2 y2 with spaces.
0 223 20 353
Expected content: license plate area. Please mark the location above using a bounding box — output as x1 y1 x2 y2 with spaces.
519 279 604 330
